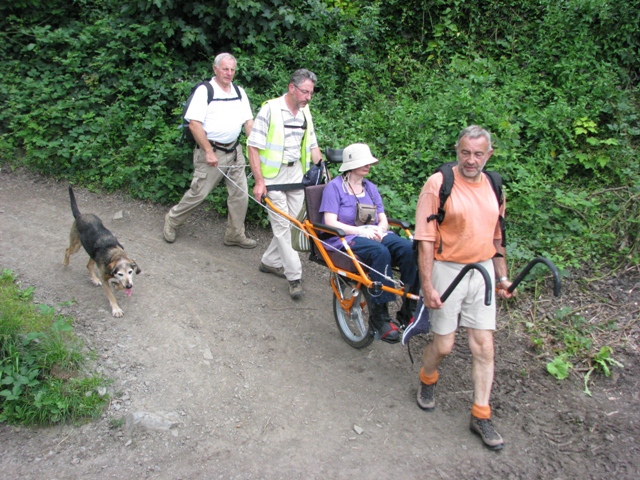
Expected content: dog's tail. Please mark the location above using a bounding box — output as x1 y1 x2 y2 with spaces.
68 185 81 219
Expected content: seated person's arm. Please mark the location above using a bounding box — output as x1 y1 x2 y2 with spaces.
376 212 389 233
324 212 384 241
323 212 361 236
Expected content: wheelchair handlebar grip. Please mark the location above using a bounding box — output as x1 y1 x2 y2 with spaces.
440 263 492 306
324 147 344 164
507 256 561 297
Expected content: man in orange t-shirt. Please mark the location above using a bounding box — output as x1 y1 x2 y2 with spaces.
413 125 513 451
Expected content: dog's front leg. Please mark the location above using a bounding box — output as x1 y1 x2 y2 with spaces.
102 283 124 317
87 259 103 286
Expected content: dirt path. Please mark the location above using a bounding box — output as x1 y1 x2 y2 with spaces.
0 168 639 479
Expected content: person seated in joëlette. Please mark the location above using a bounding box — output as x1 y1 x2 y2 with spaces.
319 143 419 343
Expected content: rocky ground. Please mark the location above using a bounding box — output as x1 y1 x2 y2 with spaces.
0 168 639 479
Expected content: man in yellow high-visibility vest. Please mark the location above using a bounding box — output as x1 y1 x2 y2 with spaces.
247 69 323 300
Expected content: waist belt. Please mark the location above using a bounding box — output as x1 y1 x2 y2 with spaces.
198 139 239 153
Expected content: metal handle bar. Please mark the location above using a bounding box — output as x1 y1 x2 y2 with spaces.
506 256 561 296
440 263 492 306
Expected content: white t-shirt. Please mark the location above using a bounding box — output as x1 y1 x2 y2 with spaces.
184 77 253 144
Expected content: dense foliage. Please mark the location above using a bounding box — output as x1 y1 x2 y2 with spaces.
0 270 109 424
1 0 638 270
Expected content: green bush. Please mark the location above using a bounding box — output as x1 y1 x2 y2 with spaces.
0 270 109 425
0 0 638 270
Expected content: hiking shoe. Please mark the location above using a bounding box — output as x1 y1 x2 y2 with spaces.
417 381 436 411
224 236 257 249
163 214 176 243
289 280 303 300
377 321 400 344
369 302 400 344
402 296 430 345
470 416 504 450
396 297 418 328
259 262 286 278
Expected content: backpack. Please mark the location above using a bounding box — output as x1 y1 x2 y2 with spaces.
178 80 243 145
427 162 506 254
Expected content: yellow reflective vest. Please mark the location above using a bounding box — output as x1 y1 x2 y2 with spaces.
257 99 314 179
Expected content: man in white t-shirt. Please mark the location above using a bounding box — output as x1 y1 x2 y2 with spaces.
164 53 256 248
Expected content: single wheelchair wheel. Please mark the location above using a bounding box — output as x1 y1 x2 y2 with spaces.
331 275 374 349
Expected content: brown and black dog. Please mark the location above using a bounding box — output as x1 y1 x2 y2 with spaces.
63 186 141 317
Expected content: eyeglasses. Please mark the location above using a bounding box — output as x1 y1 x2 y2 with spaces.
293 84 314 97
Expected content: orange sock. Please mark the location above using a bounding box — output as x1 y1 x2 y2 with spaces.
471 403 491 419
419 368 439 385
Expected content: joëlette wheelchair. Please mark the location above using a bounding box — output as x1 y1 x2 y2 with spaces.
263 148 562 349
263 147 421 348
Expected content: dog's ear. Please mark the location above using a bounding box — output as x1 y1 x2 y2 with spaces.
105 259 118 278
133 263 141 275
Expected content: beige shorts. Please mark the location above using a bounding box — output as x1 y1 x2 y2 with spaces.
429 259 496 335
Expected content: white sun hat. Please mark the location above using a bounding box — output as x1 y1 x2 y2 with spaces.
339 143 379 172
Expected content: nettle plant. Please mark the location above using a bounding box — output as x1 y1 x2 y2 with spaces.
571 117 619 170
532 306 624 395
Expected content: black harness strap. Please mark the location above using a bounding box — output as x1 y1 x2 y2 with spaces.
266 183 305 192
483 170 506 248
284 116 308 130
426 163 455 254
206 83 242 103
209 139 239 153
427 162 506 254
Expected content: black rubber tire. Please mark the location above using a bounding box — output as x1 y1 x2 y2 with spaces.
332 281 374 349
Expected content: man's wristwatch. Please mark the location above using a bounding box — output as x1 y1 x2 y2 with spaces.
498 276 508 283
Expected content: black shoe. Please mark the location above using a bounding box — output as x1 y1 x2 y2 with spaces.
377 321 400 344
417 381 436 411
396 297 418 327
470 416 504 450
370 302 400 344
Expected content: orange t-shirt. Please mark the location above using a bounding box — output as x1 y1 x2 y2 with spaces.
414 166 505 264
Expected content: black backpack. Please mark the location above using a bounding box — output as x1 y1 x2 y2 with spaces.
427 162 506 254
178 80 242 145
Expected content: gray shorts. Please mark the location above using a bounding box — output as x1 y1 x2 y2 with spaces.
429 259 496 335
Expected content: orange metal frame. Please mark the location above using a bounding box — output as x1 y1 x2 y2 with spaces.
263 197 420 314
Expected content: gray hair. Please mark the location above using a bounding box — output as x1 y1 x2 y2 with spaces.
455 125 493 151
289 68 317 87
213 53 237 68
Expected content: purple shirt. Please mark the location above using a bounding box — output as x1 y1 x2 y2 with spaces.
319 176 385 250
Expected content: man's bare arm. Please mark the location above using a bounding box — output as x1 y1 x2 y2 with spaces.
418 240 443 309
189 120 218 167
